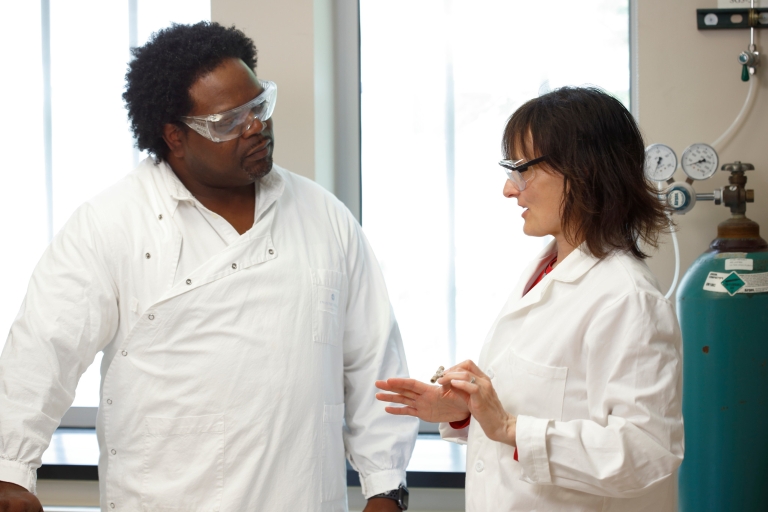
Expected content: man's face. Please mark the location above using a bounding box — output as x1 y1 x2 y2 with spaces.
177 58 274 186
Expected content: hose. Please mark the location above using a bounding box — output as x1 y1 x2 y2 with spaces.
665 217 681 300
658 178 681 299
711 75 759 152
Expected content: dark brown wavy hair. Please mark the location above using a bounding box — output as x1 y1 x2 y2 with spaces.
502 87 669 259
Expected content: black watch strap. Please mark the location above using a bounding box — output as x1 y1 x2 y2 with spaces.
370 484 409 510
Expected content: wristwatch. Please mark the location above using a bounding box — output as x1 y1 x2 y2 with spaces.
370 484 409 510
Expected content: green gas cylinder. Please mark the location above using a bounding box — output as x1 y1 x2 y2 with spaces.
677 162 768 511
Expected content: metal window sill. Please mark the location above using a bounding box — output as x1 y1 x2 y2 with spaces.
39 429 466 489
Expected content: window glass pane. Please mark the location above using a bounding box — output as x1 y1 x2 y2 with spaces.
0 1 210 409
0 4 48 356
49 1 133 234
360 0 629 382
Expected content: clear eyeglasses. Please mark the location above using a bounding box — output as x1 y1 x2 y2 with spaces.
180 80 277 143
498 155 548 191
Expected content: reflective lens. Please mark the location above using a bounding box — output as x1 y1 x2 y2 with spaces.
181 80 277 142
505 167 528 191
498 155 547 191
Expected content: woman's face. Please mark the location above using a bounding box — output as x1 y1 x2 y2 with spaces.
503 159 566 239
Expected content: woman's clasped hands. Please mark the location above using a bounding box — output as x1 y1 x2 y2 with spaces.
375 360 517 447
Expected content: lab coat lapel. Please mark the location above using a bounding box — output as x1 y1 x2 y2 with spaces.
496 240 557 318
146 162 185 294
154 211 278 305
148 165 285 306
496 241 600 318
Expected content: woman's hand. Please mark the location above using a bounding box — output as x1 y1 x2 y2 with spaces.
375 377 470 423
439 360 517 447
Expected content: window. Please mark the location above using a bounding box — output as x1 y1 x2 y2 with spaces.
359 0 630 382
0 0 210 410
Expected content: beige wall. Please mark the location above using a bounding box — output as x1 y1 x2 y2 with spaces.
638 0 768 295
211 0 320 182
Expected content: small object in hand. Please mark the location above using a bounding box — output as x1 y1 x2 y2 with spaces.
430 366 445 383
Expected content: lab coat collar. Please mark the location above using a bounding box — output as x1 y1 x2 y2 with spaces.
546 242 601 284
501 239 600 317
254 165 285 222
148 158 285 222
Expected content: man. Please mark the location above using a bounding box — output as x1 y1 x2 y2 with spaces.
0 22 417 511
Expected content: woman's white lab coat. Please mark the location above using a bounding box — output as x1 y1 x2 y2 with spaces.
441 241 684 511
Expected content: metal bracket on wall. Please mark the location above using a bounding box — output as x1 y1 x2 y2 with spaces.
697 8 768 30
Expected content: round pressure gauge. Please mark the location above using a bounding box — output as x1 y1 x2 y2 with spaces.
681 143 719 181
644 143 677 182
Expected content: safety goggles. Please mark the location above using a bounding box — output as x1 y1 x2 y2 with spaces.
180 80 277 142
498 155 548 191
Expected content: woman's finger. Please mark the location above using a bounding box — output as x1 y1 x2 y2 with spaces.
376 379 424 397
450 378 480 393
446 360 488 380
386 377 432 394
437 371 476 386
462 360 488 379
384 406 420 417
375 392 415 406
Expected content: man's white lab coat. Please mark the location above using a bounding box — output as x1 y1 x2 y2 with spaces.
0 159 418 512
441 241 684 511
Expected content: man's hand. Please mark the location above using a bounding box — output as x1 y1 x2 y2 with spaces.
363 497 402 512
375 376 470 423
0 481 43 511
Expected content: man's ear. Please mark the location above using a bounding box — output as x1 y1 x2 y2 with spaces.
162 123 186 159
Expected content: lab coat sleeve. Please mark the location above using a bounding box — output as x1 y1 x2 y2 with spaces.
516 291 684 498
340 214 419 498
0 203 119 492
438 422 469 445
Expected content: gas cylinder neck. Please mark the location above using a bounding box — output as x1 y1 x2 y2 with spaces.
711 161 766 251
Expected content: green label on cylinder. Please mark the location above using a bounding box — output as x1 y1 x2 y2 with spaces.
721 272 746 295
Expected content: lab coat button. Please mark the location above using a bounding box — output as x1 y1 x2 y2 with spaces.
158 214 163 220
186 279 192 285
106 399 112 405
487 369 495 379
475 460 484 472
110 449 116 455
145 253 151 259
121 350 128 357
232 263 237 269
148 314 154 320
110 503 115 508
268 249 274 255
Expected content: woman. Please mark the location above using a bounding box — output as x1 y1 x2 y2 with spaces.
376 87 683 511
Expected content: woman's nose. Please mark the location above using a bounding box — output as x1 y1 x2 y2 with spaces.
503 179 519 198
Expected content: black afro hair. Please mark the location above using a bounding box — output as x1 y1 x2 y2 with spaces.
123 21 258 161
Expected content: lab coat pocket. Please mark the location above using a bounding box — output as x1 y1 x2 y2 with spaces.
502 351 568 421
311 269 343 346
141 414 224 512
321 403 347 506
